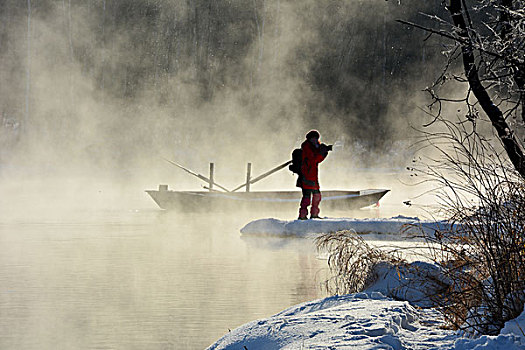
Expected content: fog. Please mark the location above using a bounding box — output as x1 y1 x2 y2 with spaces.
0 0 452 198
0 3 463 349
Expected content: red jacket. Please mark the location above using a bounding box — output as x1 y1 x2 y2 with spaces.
300 140 327 190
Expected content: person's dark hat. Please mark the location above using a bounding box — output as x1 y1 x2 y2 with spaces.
306 130 320 140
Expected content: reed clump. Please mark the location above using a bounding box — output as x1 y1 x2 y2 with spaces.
315 230 404 295
318 117 525 335
413 117 525 335
423 176 525 334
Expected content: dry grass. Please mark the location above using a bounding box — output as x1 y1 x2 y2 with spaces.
317 116 525 335
315 230 404 295
413 117 525 334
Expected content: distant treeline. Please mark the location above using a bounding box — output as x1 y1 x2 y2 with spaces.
0 0 447 148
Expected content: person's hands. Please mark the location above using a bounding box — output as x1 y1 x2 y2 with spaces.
320 144 332 155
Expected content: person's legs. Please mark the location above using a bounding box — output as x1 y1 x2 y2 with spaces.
310 190 322 218
299 188 312 219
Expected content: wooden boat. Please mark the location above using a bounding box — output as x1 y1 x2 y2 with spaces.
146 159 389 212
146 186 389 212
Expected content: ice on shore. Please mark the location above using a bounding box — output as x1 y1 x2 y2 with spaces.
208 291 525 349
240 215 455 237
207 261 525 349
211 217 525 349
207 292 458 349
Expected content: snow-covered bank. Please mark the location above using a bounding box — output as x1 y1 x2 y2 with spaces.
223 216 525 349
240 215 454 237
207 292 456 349
207 291 525 349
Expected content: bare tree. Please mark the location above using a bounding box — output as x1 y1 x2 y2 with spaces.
400 0 525 178
394 0 525 335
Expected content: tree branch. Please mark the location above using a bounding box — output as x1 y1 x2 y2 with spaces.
446 0 525 179
396 19 523 66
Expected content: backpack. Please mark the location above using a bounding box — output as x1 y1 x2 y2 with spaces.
289 148 302 175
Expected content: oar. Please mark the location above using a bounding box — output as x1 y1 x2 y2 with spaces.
231 160 293 192
162 158 231 192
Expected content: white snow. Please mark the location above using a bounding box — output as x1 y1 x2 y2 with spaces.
363 261 448 308
207 292 458 349
501 305 525 343
208 268 525 349
207 216 525 349
240 215 454 237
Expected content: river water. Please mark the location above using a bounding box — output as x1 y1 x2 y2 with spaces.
1 190 331 349
0 179 422 349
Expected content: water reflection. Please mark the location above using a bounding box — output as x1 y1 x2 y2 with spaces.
0 209 328 349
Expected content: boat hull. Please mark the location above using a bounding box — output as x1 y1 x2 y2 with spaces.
146 186 389 212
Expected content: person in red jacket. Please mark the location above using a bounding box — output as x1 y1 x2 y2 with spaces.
298 130 332 220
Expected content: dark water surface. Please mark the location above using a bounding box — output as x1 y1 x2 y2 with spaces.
0 206 328 349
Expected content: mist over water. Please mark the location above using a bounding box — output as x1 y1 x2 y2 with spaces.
0 0 447 179
1 0 448 348
0 207 328 349
0 170 427 349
